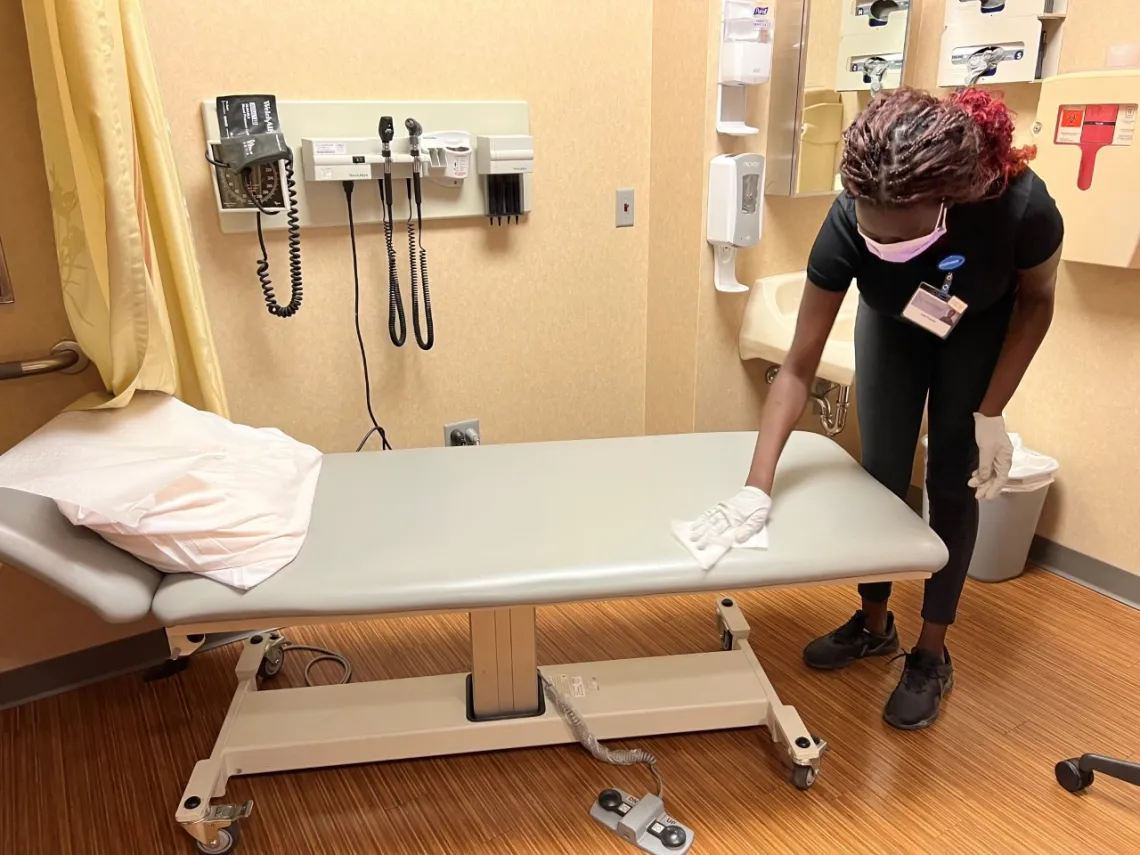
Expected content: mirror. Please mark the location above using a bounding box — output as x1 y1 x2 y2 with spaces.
767 0 915 197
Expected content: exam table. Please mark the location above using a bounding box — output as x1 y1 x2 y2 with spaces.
0 430 947 852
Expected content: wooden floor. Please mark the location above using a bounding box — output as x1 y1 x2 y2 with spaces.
2 568 1138 854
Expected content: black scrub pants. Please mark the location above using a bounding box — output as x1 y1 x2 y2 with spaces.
854 292 1015 626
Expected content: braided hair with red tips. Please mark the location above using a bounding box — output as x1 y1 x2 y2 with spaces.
840 87 1036 207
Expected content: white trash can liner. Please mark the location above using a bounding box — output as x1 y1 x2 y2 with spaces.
1003 433 1059 492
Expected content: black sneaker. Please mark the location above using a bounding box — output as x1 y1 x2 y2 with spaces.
883 647 955 731
802 610 900 670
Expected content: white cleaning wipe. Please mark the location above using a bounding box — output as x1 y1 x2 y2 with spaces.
0 392 323 590
670 519 768 571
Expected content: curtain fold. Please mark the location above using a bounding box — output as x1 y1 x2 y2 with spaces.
21 0 228 417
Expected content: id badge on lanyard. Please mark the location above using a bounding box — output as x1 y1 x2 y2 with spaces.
901 267 969 339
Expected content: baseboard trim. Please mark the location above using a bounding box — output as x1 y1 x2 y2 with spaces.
0 629 254 711
1030 536 1140 611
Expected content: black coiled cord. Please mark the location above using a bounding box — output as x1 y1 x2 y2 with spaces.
378 179 406 347
343 181 392 452
248 156 303 319
406 178 434 351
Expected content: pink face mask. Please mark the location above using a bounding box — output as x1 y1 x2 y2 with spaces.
859 204 947 263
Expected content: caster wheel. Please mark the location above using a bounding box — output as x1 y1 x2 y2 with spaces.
1055 759 1094 793
792 764 818 791
258 646 284 680
721 631 734 651
195 824 241 854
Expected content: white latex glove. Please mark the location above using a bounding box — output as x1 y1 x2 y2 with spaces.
968 413 1014 501
690 487 772 548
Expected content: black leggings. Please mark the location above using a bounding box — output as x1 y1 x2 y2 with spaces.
854 293 1014 626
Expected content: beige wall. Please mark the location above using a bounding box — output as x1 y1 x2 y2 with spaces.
142 0 653 452
645 0 711 435
0 0 155 673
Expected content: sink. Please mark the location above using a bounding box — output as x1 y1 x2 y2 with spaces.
738 270 858 387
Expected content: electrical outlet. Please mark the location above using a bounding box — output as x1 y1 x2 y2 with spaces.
444 419 481 447
616 188 635 228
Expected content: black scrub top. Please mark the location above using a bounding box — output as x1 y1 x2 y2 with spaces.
806 168 1065 316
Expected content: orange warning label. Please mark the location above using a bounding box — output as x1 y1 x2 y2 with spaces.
1060 108 1084 127
1056 105 1086 144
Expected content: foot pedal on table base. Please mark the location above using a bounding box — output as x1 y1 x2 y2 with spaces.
590 789 694 854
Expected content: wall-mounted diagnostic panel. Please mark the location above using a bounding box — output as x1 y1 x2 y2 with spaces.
201 97 535 340
201 100 535 235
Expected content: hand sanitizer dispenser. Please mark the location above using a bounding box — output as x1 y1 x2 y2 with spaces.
717 2 775 136
707 153 766 292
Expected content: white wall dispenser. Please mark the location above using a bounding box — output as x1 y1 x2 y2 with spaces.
717 2 775 136
707 153 766 292
836 1 914 93
937 0 1068 88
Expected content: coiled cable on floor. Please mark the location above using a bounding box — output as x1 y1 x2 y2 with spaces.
406 178 434 351
343 181 392 452
279 643 352 686
247 157 303 319
378 179 406 347
541 675 665 799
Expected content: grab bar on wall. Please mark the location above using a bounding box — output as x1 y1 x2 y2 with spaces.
0 340 90 381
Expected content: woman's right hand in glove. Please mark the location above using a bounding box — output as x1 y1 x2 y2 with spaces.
689 486 773 549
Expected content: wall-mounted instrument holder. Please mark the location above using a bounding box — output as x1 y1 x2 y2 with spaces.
201 100 534 234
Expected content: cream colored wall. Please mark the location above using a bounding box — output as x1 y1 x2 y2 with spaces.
646 0 713 435
690 0 1140 575
142 0 652 452
0 0 155 673
805 0 843 91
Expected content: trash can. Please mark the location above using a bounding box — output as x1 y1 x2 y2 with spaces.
921 433 1059 583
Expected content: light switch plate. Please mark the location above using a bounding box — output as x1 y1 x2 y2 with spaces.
616 188 635 228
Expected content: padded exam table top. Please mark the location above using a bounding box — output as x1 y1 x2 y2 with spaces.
0 431 947 628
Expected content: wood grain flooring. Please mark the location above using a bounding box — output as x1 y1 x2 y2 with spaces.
2 567 1138 854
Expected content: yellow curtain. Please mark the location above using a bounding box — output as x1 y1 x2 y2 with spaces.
21 0 228 416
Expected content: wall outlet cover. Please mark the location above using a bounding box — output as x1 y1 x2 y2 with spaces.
444 419 481 446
